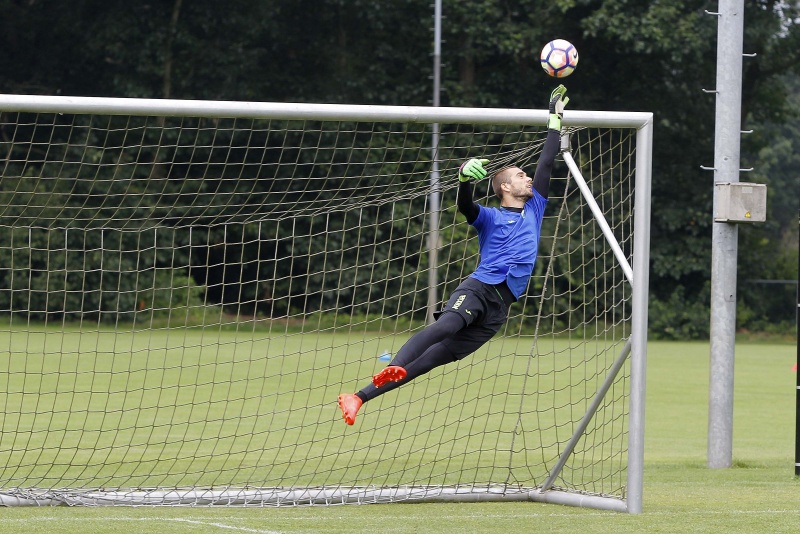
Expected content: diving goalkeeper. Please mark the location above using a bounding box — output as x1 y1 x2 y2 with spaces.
337 85 569 425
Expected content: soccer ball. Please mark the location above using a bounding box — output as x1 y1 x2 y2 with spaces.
540 39 579 78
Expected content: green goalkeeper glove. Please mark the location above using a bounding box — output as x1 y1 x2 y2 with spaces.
458 158 490 182
548 84 569 131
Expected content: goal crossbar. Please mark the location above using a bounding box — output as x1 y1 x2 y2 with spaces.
0 94 652 128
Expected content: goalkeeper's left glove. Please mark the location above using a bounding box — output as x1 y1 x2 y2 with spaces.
548 84 569 131
458 158 490 182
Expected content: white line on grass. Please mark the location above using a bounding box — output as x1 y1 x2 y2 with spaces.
3 517 282 534
172 518 281 533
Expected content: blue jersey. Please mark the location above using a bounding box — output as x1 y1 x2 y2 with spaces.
469 190 548 299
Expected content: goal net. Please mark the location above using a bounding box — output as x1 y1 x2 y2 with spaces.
0 95 652 512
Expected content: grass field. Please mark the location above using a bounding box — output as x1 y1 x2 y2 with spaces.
1 338 797 533
0 327 631 497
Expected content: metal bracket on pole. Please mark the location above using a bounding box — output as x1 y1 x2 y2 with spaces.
560 128 574 153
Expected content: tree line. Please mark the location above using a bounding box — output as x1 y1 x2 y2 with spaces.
0 0 798 338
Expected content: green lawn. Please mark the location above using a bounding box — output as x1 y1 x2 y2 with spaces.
0 337 797 533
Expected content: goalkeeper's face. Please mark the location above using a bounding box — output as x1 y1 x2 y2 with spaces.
501 167 533 202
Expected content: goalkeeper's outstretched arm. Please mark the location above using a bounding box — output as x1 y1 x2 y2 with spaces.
533 85 569 199
456 86 567 207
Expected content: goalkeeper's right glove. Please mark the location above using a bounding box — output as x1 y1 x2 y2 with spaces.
458 158 490 182
548 84 569 131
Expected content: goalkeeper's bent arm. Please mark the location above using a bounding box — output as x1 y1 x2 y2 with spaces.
457 180 480 223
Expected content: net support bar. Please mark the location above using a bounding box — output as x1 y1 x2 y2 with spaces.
561 133 633 285
540 338 633 493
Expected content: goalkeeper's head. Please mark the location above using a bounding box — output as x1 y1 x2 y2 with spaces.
491 166 533 203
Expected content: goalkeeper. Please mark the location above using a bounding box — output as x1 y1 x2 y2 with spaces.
338 85 569 425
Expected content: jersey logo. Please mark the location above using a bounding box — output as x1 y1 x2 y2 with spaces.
452 294 466 310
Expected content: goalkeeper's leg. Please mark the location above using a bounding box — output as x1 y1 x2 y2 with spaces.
359 314 498 401
338 313 501 425
338 278 509 425
370 312 465 389
338 313 465 425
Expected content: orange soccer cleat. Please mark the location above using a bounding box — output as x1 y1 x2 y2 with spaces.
337 393 363 425
372 365 407 388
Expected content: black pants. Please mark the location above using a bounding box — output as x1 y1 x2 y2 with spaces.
357 277 511 402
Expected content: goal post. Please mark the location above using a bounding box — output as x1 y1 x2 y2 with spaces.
0 94 652 512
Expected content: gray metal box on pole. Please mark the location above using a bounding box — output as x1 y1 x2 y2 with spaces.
714 183 767 223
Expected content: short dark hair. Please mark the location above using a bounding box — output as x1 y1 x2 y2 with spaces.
491 166 516 199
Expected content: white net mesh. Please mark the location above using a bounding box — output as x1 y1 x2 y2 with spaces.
0 105 638 506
